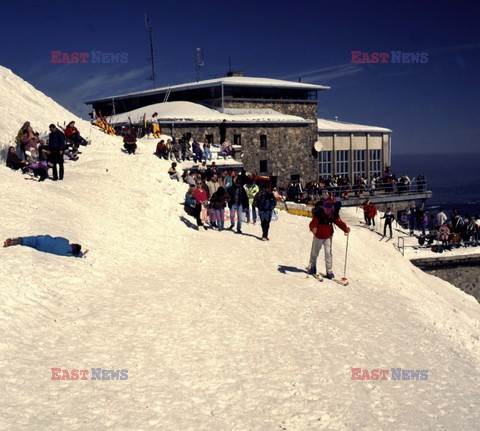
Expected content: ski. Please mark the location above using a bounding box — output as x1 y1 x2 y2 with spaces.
311 273 324 282
318 273 349 286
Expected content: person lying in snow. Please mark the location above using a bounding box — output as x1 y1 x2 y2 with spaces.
3 235 87 257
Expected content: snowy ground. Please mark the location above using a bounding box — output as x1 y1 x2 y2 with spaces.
1 66 480 430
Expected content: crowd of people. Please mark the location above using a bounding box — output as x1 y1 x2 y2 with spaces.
359 199 480 250
415 207 480 251
286 168 427 204
6 121 88 181
171 164 277 240
152 133 235 162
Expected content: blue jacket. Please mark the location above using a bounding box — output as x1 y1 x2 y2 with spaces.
22 235 82 257
49 130 66 152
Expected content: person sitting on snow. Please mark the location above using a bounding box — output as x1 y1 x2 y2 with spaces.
155 139 169 159
3 235 85 257
6 146 28 171
171 139 182 162
65 121 88 146
218 140 235 159
123 128 137 154
27 159 49 181
168 162 181 181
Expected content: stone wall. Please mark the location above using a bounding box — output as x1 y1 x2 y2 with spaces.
159 105 319 186
230 123 318 187
217 100 318 122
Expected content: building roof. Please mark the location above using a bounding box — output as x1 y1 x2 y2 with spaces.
317 118 391 133
109 101 312 125
86 76 329 104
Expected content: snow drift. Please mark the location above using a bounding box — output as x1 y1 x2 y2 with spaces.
1 66 479 430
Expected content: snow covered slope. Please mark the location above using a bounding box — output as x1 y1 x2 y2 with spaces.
1 66 479 430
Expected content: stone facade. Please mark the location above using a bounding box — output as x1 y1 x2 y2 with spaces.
159 100 319 187
219 100 318 122
229 123 317 187
160 121 317 187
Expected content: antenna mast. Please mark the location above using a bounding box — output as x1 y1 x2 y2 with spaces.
195 48 204 82
145 13 157 89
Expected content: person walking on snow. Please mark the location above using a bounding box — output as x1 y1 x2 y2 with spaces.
254 183 277 240
381 207 395 239
307 200 350 278
244 180 259 224
227 177 249 234
366 201 377 229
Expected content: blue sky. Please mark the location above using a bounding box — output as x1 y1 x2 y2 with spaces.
1 0 479 155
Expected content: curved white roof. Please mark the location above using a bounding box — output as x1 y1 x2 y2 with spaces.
110 101 312 125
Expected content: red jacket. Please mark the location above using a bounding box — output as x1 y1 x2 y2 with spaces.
193 187 208 204
309 211 349 239
366 204 377 219
65 126 78 138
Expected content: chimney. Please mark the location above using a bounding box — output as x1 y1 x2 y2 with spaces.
226 71 244 77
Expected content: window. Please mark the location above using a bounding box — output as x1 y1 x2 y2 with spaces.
234 134 242 146
369 149 382 177
290 174 300 183
260 160 268 173
353 150 366 177
260 135 267 149
319 151 332 177
336 150 350 177
205 134 214 146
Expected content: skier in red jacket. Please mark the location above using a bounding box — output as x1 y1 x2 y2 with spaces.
308 200 350 278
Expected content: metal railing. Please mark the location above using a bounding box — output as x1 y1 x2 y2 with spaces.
284 181 429 205
396 235 479 256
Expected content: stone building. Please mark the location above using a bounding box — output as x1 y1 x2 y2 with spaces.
85 72 391 186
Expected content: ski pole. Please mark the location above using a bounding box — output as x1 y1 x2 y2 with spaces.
343 234 349 281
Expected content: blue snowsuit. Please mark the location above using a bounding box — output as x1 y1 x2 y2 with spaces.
21 235 82 257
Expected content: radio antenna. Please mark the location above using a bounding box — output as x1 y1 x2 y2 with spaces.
145 13 157 89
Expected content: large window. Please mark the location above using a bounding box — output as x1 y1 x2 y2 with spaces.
319 151 332 177
353 150 366 177
370 149 382 177
336 150 350 177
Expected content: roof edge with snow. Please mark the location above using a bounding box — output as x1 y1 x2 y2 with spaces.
317 118 391 133
86 76 330 104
